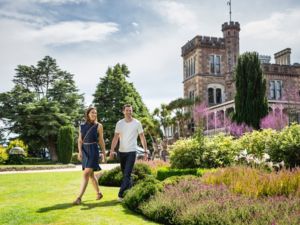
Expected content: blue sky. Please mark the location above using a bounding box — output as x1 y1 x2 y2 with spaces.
1 0 300 112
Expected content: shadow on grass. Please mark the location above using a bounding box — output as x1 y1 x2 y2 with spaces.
37 200 119 213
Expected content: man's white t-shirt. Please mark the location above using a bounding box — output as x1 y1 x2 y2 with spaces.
115 118 143 152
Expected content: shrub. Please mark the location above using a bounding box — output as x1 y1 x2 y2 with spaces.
136 160 170 176
57 126 74 164
235 129 277 158
202 166 300 197
123 176 162 211
0 145 8 164
276 124 300 168
156 167 198 181
170 138 203 169
140 177 300 225
7 139 28 156
98 162 152 186
203 133 238 168
70 153 81 164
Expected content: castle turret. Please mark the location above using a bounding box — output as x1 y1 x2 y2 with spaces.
222 21 240 74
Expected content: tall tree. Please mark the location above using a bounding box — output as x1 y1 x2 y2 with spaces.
167 97 195 138
93 63 150 144
0 56 84 160
233 52 268 129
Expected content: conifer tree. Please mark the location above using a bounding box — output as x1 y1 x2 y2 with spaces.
93 64 150 144
233 52 268 129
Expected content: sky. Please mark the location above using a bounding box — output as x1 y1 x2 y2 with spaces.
1 0 300 112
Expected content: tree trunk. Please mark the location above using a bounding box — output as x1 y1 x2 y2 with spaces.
48 136 58 161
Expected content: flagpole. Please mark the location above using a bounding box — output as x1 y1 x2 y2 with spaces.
227 0 232 22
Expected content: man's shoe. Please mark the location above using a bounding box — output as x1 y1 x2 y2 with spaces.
117 197 123 202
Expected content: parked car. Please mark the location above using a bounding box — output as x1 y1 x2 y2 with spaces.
136 146 151 160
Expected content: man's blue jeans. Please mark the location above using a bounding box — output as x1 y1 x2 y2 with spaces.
118 151 136 198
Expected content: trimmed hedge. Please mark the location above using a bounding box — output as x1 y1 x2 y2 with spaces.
123 176 162 211
57 126 74 164
98 162 152 186
156 167 214 181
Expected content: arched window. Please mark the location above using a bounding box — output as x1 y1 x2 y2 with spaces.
208 88 214 104
216 88 222 104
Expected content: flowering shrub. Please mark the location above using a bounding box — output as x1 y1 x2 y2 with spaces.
202 166 300 197
234 149 284 171
203 133 239 168
276 124 300 167
140 177 300 225
170 138 203 169
0 145 8 164
235 129 277 157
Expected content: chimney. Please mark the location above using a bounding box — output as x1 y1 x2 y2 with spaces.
274 48 291 65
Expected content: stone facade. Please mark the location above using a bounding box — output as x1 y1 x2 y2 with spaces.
181 21 300 132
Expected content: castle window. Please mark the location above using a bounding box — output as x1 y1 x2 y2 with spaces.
189 90 195 100
216 88 222 103
269 80 282 100
184 56 196 79
208 88 214 104
207 84 224 105
210 55 221 75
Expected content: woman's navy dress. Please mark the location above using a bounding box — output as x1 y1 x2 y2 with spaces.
80 123 101 171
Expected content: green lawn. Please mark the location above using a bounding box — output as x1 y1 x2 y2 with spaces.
0 171 160 225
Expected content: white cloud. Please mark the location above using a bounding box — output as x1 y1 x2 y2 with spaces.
132 22 139 27
29 21 119 45
152 1 199 31
241 8 300 63
30 0 92 5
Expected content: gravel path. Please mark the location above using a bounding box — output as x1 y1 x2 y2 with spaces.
0 163 119 174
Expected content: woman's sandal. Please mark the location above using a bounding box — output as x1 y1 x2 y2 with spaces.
73 197 81 205
96 192 103 200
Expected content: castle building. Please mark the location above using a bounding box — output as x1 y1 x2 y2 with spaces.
181 21 300 133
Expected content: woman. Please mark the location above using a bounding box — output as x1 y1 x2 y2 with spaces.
73 106 107 205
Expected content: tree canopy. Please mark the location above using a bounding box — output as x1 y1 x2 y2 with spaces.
0 56 84 160
233 52 268 129
93 63 150 144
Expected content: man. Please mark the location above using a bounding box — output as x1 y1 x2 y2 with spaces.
110 104 148 201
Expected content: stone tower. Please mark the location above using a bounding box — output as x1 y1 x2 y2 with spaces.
222 21 240 100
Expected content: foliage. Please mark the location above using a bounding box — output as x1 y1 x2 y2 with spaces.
203 133 239 168
275 124 300 168
136 160 170 176
260 109 289 130
167 97 197 138
234 150 284 171
235 129 277 157
70 153 81 164
7 139 28 156
0 145 8 164
0 56 84 161
156 167 198 181
98 162 152 186
202 166 300 198
93 63 150 145
169 138 203 169
233 52 268 129
140 176 300 225
123 176 162 211
57 126 75 164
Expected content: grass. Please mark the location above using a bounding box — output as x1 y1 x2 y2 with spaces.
0 171 160 225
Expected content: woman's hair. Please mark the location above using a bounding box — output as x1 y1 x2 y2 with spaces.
85 106 97 124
